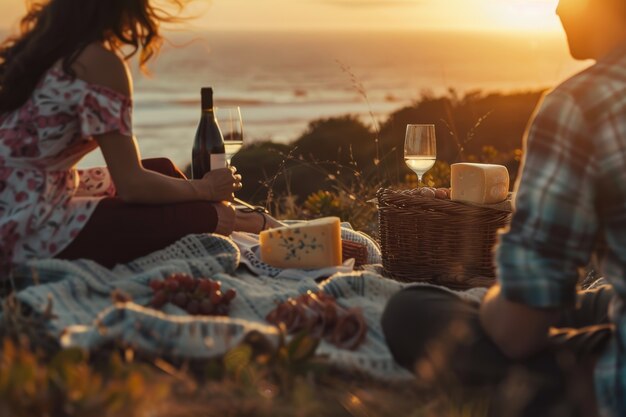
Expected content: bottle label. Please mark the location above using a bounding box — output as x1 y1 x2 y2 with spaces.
210 154 227 171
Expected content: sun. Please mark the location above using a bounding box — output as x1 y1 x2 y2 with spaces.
488 0 561 32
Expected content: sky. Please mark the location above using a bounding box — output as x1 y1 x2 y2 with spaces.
0 0 562 32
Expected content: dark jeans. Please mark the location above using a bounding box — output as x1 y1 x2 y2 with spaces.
57 158 222 268
381 285 614 417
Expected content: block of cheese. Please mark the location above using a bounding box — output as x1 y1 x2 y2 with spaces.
450 163 509 205
259 217 342 269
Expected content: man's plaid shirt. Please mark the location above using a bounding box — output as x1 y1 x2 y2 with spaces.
496 45 626 416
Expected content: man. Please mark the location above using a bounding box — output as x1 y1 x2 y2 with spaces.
383 0 625 415
480 0 626 414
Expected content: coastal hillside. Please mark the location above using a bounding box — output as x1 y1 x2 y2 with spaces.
229 89 545 206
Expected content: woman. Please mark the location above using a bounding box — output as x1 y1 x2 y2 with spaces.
0 0 277 270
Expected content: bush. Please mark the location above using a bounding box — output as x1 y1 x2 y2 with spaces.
232 89 540 210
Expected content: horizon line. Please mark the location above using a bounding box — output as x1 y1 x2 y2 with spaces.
0 26 563 35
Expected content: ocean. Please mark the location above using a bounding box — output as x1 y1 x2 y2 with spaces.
75 30 590 169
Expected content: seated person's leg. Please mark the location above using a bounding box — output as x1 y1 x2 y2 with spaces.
556 285 614 329
382 286 612 417
56 198 234 268
381 286 512 386
141 158 187 179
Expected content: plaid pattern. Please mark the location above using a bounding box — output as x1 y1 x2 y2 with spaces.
496 45 626 417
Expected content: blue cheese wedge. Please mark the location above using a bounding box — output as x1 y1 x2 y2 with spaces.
259 217 342 269
450 163 510 205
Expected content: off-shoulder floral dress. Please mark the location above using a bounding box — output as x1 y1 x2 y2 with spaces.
0 64 131 268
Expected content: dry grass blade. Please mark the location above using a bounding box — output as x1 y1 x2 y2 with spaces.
336 60 382 171
0 294 59 355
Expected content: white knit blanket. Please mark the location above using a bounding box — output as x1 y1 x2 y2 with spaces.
12 232 486 382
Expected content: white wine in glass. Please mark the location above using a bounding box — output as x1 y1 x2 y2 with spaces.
215 106 243 165
404 124 436 184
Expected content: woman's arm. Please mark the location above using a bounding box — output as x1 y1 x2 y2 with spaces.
98 133 240 204
73 43 240 204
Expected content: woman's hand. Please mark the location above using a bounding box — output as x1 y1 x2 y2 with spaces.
233 209 286 233
194 166 242 202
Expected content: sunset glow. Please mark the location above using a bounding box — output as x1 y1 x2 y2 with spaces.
485 0 560 31
0 0 563 33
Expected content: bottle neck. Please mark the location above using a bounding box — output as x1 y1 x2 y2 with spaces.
201 87 214 110
200 108 216 119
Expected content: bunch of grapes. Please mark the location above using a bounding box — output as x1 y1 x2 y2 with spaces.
148 274 237 316
266 291 367 351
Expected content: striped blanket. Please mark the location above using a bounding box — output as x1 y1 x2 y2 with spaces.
10 229 487 382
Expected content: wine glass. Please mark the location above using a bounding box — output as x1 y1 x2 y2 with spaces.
215 106 244 165
404 124 436 185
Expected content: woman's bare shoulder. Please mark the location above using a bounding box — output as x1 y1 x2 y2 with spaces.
71 43 132 96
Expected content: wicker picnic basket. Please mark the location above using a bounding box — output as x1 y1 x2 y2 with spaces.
377 188 513 289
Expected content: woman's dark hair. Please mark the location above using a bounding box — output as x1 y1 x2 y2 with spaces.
0 0 187 112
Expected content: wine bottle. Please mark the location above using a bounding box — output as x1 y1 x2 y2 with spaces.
191 87 226 179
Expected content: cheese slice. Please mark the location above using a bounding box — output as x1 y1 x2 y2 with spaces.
450 163 509 205
259 217 342 269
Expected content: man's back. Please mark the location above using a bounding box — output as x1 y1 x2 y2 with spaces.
495 44 626 415
383 1 626 416
498 45 626 303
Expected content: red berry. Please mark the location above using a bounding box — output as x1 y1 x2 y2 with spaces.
172 292 189 308
165 279 180 292
223 289 237 303
167 274 181 284
197 280 212 295
210 290 222 306
420 188 436 199
151 290 168 308
149 280 164 291
187 300 200 315
435 188 449 200
180 275 195 290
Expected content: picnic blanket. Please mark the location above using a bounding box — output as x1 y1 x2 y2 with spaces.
9 228 488 382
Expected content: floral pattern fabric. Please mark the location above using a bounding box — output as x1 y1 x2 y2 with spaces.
0 65 131 268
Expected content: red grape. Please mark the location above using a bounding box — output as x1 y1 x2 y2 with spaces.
149 280 164 291
223 289 237 303
210 290 222 306
151 290 168 309
187 300 200 315
435 188 448 199
420 187 436 198
172 292 189 308
165 279 180 292
179 275 195 290
175 274 186 283
197 280 212 295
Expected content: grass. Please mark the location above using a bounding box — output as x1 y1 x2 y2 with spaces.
0 300 490 417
